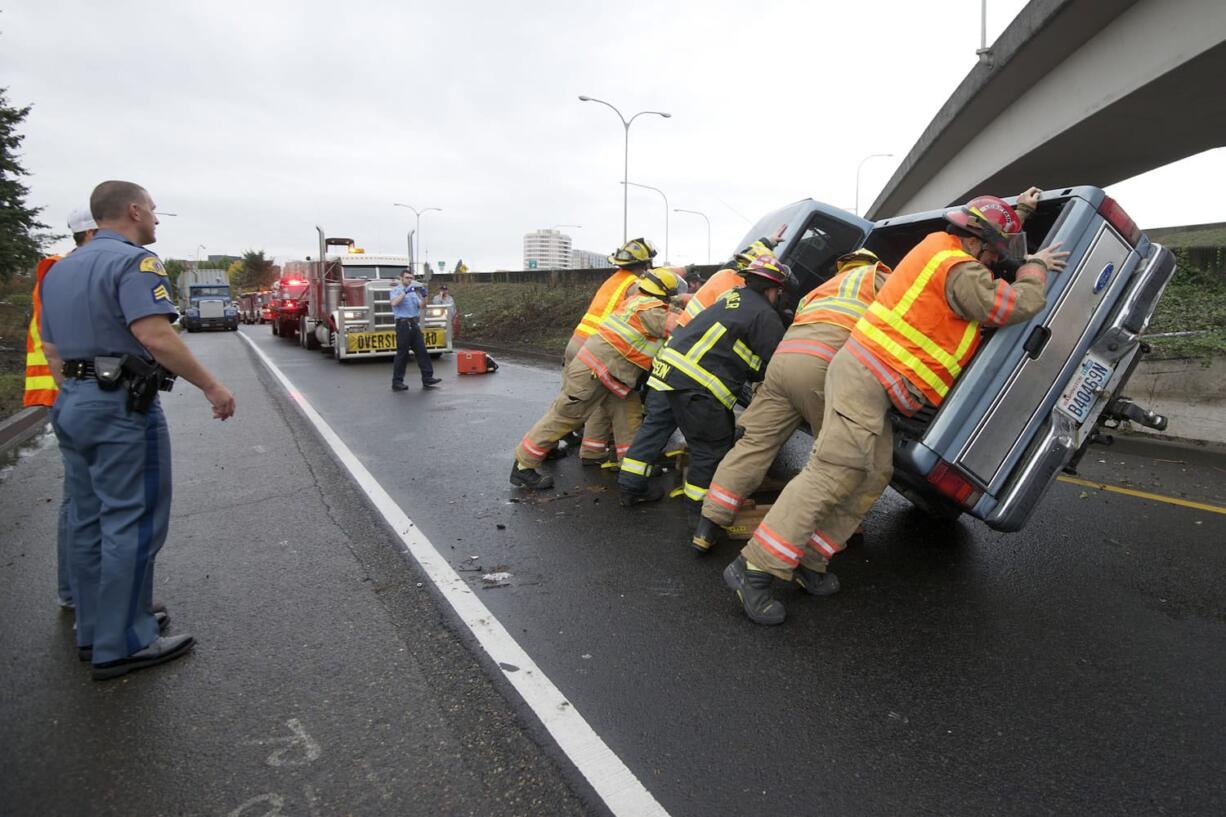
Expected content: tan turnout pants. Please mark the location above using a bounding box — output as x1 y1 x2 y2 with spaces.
564 335 614 462
517 354 643 469
741 345 894 580
703 324 849 528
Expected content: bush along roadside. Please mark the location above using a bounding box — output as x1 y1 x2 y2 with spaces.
1145 252 1226 362
449 281 598 357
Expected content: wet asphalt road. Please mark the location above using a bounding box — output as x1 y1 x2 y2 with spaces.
234 327 1226 817
3 326 1224 816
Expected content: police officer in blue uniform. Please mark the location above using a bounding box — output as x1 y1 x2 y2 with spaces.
390 269 442 390
40 180 236 681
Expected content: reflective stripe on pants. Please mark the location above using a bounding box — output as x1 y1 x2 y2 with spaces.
740 347 894 581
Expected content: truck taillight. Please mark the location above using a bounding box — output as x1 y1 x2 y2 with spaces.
927 460 982 508
285 278 303 286
284 300 294 308
1098 196 1141 246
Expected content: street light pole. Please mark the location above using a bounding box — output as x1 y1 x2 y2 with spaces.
195 244 206 270
393 203 442 275
578 96 670 241
674 208 710 264
855 153 893 218
621 181 669 264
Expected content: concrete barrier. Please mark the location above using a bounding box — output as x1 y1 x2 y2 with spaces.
0 406 49 456
1120 357 1226 445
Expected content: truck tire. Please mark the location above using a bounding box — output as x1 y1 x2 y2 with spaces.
303 321 320 351
271 320 279 336
429 352 442 360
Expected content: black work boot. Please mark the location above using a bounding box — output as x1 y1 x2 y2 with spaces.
691 516 721 553
723 555 785 625
794 564 841 597
544 444 567 461
619 482 665 507
510 462 554 490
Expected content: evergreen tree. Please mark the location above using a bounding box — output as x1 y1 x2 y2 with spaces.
0 88 53 281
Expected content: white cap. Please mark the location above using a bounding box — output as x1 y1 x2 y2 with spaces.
67 206 97 233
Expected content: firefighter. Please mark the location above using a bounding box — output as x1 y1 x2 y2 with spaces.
560 238 657 465
618 255 789 528
725 189 1069 625
512 268 682 490
614 238 781 497
695 248 893 561
26 207 98 609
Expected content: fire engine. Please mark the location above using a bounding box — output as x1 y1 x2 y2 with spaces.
297 228 453 363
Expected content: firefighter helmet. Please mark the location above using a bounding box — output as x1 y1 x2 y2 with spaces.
638 268 681 299
742 254 792 287
733 239 774 269
835 247 880 272
608 237 658 267
944 195 1027 259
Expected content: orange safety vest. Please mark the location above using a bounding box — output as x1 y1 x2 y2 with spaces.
851 232 979 406
676 267 743 328
24 256 61 408
793 261 889 330
572 269 639 343
594 294 666 370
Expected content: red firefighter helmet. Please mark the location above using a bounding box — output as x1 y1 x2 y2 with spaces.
944 195 1027 259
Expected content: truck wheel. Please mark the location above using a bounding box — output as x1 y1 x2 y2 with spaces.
271 320 279 336
303 323 320 351
429 352 442 360
333 337 345 362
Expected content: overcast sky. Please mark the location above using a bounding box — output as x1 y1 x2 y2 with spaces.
4 0 1223 270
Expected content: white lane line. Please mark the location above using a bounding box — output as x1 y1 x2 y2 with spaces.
238 333 671 817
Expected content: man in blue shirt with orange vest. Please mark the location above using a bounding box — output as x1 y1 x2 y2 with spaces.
390 269 442 391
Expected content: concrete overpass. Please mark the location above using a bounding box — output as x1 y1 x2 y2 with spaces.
866 0 1226 218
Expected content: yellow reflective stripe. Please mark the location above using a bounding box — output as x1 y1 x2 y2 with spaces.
683 482 708 501
25 375 56 391
954 322 978 361
646 376 673 391
604 315 661 359
732 339 761 371
895 250 967 316
658 347 735 408
854 318 949 398
839 268 870 299
26 349 49 367
799 296 867 319
684 297 704 318
867 301 963 378
621 458 652 477
688 322 726 360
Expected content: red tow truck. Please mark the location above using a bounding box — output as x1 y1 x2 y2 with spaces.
270 263 310 339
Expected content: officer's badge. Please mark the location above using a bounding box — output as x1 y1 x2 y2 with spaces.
153 284 171 302
140 256 168 277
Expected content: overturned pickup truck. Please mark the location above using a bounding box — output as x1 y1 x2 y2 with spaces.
744 185 1174 531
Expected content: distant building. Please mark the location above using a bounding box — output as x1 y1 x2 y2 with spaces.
523 229 572 270
570 248 613 270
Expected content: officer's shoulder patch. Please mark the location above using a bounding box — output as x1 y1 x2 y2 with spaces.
140 256 167 277
152 283 171 303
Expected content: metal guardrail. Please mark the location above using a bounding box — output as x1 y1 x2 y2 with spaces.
0 406 49 457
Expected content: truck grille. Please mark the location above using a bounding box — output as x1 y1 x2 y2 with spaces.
369 286 395 328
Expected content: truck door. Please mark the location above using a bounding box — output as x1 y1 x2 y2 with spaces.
772 203 872 308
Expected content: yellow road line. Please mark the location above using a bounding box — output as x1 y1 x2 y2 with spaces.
1057 475 1226 515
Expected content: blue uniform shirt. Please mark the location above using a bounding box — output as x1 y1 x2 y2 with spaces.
391 284 424 319
40 229 178 361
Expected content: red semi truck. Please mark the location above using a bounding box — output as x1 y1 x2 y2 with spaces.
291 229 453 362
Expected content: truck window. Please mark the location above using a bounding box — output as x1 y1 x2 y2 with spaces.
787 213 866 291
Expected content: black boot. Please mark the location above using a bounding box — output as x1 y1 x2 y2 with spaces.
794 564 841 596
723 555 785 625
619 482 665 507
691 516 721 553
544 444 567 461
510 462 554 490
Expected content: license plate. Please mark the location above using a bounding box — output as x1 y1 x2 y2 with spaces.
1057 352 1114 425
423 328 445 348
346 330 397 353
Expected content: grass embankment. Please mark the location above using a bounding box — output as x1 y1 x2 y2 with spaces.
1144 259 1226 361
0 278 34 417
450 281 598 357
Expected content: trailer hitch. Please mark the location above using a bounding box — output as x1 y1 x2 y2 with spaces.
1104 397 1168 431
